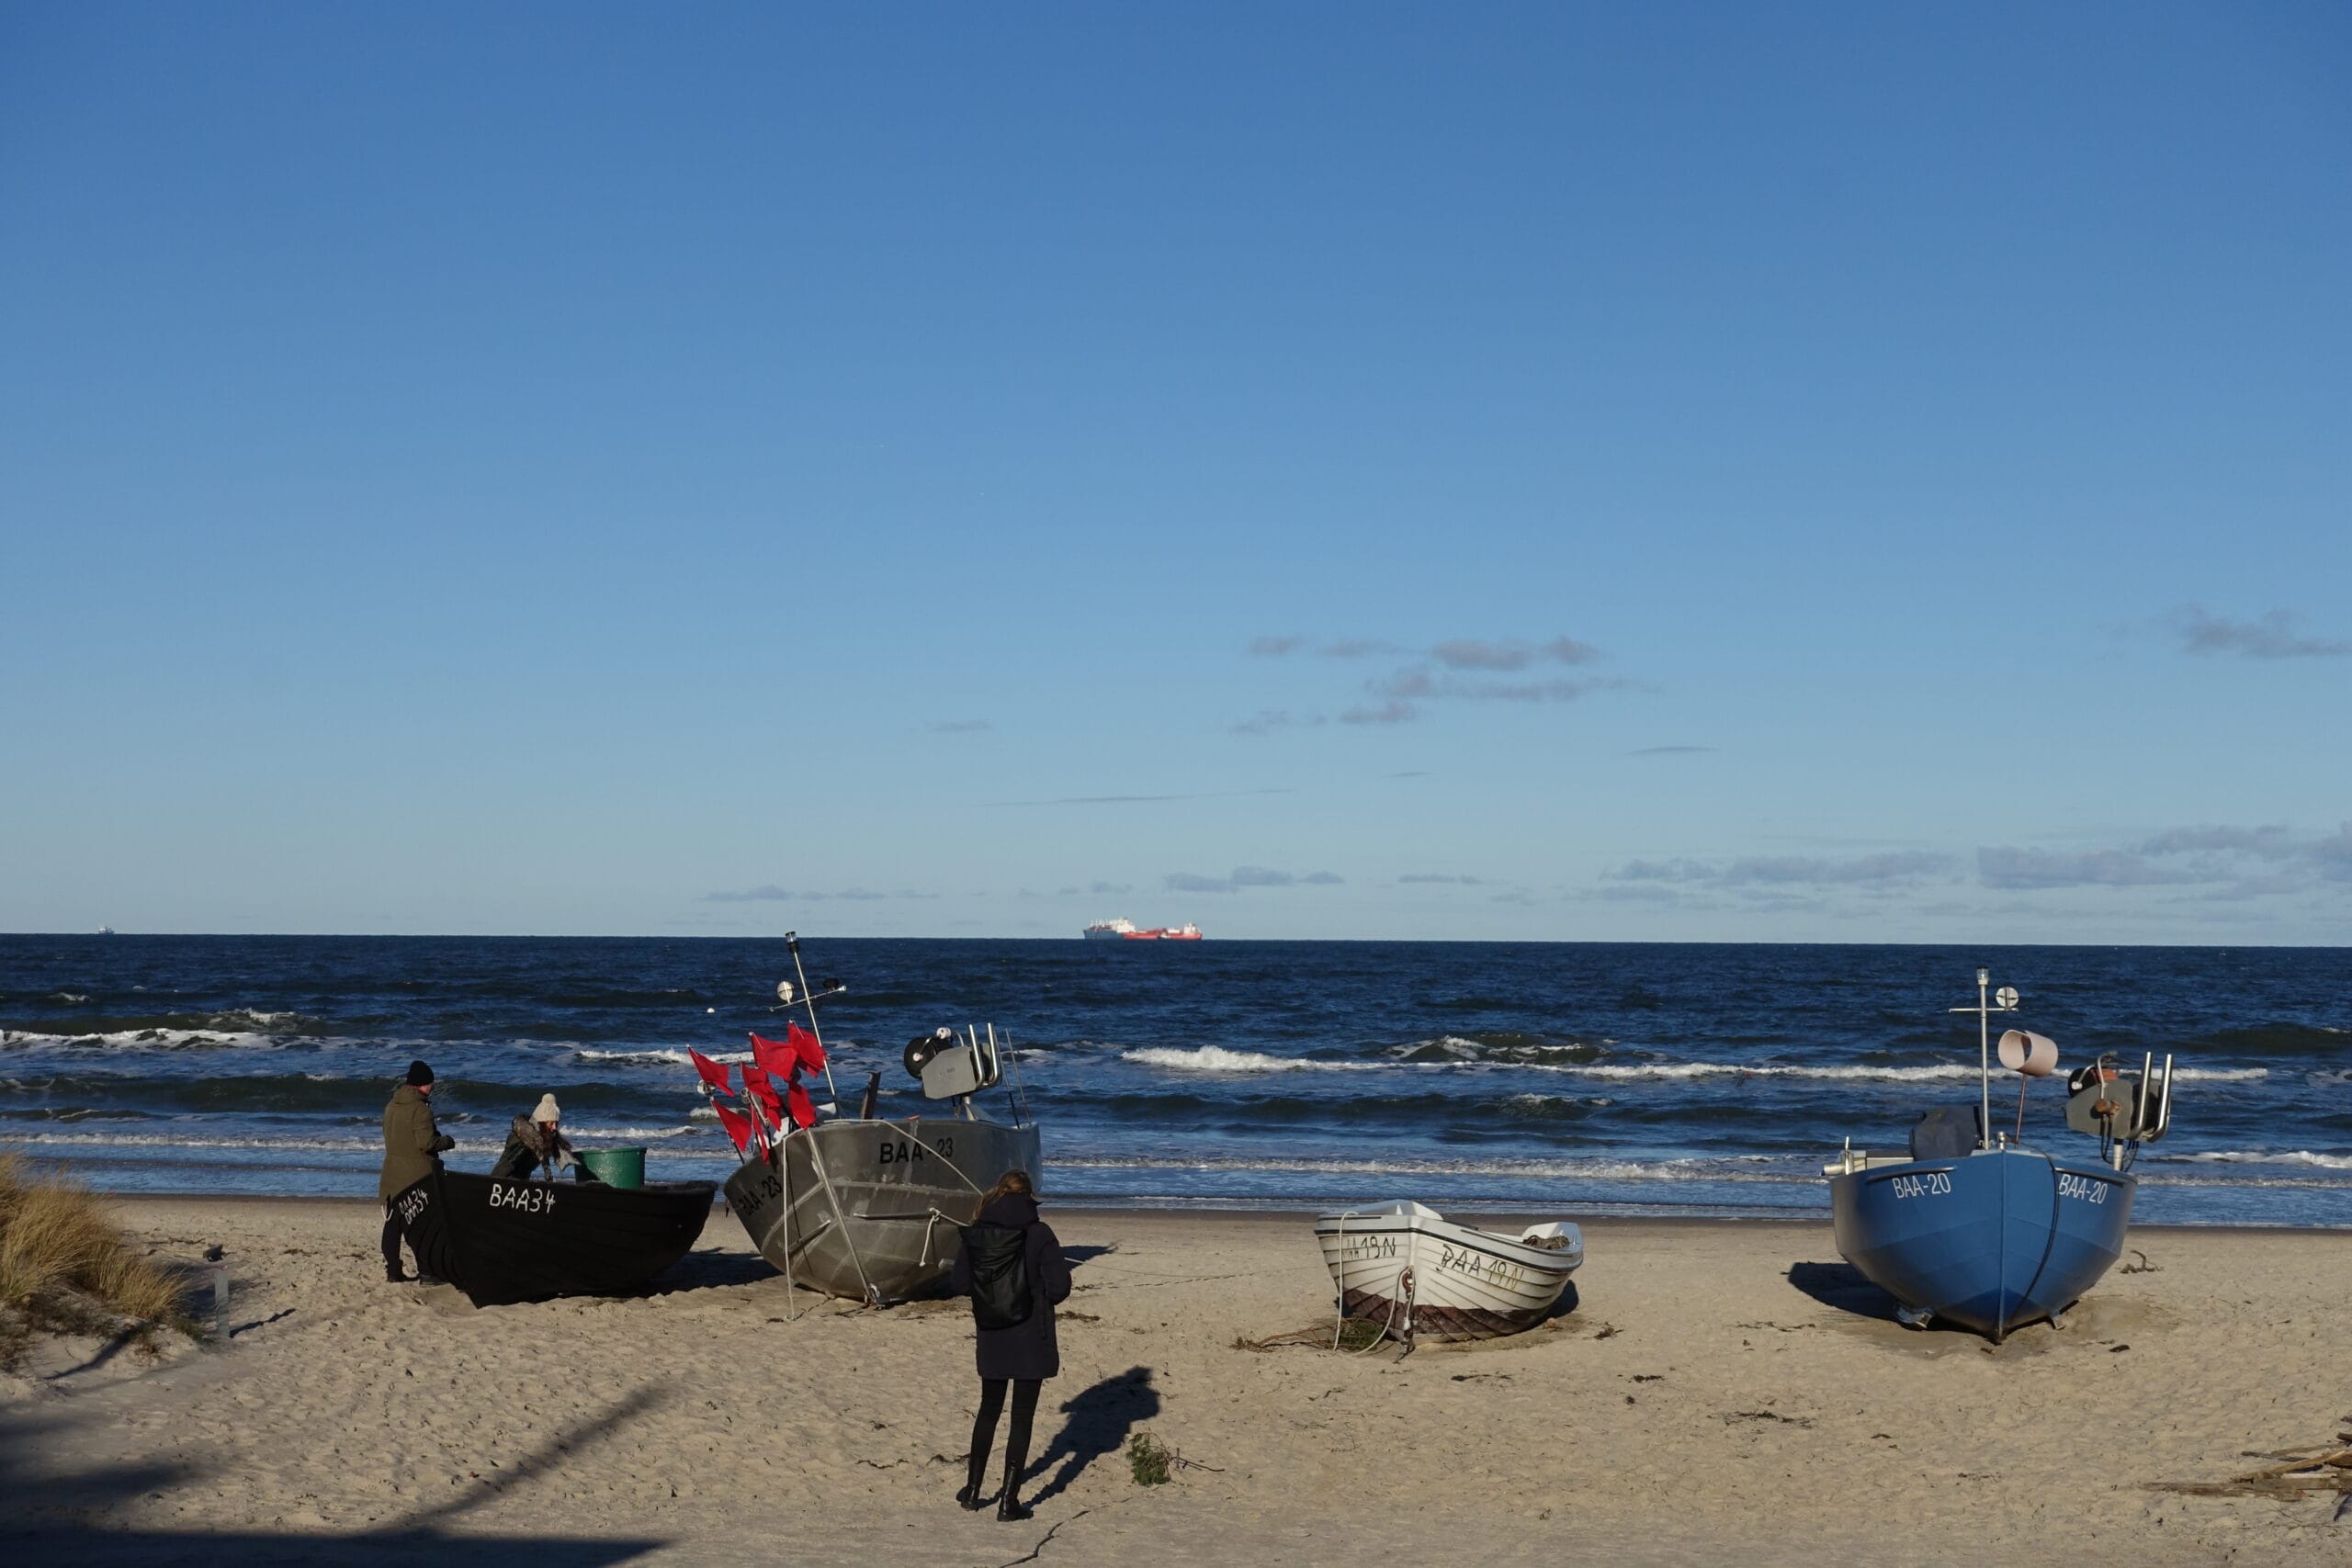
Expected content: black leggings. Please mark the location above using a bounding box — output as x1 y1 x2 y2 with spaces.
381 1205 404 1271
969 1378 1041 1493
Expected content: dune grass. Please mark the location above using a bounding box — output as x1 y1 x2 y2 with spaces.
0 1154 192 1367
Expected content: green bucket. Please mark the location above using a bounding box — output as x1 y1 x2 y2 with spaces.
578 1147 646 1189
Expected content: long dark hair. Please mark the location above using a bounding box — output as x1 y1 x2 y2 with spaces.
981 1169 1034 1206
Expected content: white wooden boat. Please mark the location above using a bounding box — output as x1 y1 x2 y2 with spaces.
1313 1201 1583 1343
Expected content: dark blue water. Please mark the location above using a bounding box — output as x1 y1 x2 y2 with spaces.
2 936 2346 1225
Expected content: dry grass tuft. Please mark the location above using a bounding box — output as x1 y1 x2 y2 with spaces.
0 1154 193 1361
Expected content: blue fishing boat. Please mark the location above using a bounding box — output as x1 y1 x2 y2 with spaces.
1825 969 2176 1341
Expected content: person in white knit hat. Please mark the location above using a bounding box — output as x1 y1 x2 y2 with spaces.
491 1092 582 1180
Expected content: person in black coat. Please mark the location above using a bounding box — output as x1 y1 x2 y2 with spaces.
947 1169 1070 1521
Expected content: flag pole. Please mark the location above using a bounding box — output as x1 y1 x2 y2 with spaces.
785 931 843 1106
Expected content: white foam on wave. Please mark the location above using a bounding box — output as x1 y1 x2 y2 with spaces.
1057 1151 1804 1182
7 1130 456 1153
1117 1047 2271 1086
572 1048 752 1066
1 1028 282 1052
2155 1148 2352 1172
1119 1046 1383 1074
3 1122 710 1153
1560 1062 1979 1083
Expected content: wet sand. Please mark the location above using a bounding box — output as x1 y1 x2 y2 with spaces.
4 1198 2347 1565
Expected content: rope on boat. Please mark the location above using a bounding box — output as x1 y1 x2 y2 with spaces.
1329 1209 1415 1355
801 1130 877 1306
776 1117 992 1310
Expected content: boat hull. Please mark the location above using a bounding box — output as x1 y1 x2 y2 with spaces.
1313 1204 1583 1342
390 1168 715 1308
723 1116 1041 1302
1828 1148 2134 1340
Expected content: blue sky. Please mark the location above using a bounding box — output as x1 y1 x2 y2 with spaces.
2 4 2346 942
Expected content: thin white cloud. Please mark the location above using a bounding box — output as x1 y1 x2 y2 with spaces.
1231 709 1326 736
2168 605 2348 660
987 788 1295 807
1430 637 1600 671
2135 824 2296 857
1610 852 1952 888
1979 823 2352 892
1340 700 1419 725
704 886 934 903
1976 848 2197 890
1163 866 1346 894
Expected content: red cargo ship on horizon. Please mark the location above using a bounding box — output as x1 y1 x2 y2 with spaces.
1081 919 1204 941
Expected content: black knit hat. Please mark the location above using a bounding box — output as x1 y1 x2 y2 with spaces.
404 1060 435 1087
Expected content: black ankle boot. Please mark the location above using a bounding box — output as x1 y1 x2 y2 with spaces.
996 1490 1033 1522
957 1454 988 1510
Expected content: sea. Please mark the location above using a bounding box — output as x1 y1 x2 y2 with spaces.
2 935 2346 1226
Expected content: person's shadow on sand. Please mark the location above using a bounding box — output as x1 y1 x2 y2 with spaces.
1023 1366 1159 1505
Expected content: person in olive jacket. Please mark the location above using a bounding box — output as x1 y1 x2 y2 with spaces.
379 1060 456 1282
948 1170 1071 1522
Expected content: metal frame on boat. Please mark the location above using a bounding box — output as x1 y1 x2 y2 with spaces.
1825 969 2177 1341
717 933 1040 1310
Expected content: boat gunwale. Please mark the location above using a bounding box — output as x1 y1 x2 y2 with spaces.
1312 1219 1585 1274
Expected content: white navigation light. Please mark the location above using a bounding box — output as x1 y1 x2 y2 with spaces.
1995 986 2019 1010
776 980 796 1003
1997 1029 2059 1077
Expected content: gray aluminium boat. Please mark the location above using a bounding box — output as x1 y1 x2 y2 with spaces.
725 1107 1039 1303
720 936 1041 1304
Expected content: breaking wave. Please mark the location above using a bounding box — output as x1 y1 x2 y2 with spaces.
2154 1148 2352 1172
1 1123 707 1153
1053 1152 1806 1183
1119 1047 1383 1073
572 1047 752 1066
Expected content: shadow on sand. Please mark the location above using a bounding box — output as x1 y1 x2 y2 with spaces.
1024 1365 1159 1505
0 1382 672 1566
1785 1259 1901 1323
653 1247 783 1292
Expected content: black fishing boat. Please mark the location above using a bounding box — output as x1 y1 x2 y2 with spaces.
389 1168 716 1308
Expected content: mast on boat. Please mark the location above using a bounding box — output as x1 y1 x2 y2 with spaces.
775 930 845 1110
1950 967 2018 1151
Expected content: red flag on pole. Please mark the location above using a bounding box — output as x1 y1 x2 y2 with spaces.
688 1049 736 1097
739 1062 786 1130
748 1032 798 1085
786 1078 817 1130
710 1099 758 1156
786 1021 827 1076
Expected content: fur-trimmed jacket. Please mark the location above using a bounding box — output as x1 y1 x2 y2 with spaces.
490 1116 580 1181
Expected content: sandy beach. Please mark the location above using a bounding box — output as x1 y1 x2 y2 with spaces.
4 1197 2347 1566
